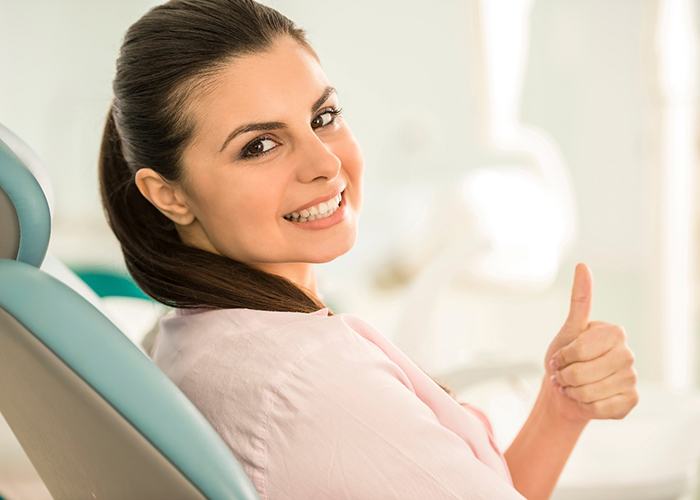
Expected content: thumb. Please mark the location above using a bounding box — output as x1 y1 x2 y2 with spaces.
563 262 593 334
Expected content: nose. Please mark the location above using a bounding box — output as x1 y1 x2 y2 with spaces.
295 130 341 183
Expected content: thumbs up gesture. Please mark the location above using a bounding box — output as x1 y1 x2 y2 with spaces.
543 263 639 423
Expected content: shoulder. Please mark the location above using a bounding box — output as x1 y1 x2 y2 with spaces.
152 307 339 376
150 309 368 496
151 309 390 408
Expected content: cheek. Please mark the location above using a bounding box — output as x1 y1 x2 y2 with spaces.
211 185 283 230
192 175 283 249
336 132 364 207
340 130 364 172
204 197 283 261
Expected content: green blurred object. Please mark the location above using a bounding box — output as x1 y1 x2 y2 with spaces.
69 266 152 301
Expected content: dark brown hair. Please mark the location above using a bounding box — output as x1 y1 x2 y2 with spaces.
99 0 327 314
99 0 456 398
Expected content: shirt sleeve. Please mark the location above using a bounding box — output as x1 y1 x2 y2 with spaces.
459 402 500 450
261 334 526 500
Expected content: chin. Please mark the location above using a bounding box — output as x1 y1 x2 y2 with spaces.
310 231 357 263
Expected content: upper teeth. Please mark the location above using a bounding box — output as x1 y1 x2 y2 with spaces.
284 192 342 220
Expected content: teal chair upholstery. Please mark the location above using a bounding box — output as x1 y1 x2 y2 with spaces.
0 123 120 315
0 129 51 266
0 124 259 499
0 260 258 499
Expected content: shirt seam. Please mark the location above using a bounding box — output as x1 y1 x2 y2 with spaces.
259 330 348 499
174 314 333 499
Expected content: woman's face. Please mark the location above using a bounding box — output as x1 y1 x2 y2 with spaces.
171 36 363 275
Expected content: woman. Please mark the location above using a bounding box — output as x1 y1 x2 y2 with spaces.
99 1 639 498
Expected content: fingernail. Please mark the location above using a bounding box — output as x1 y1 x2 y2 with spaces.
558 385 565 394
549 374 557 385
549 358 556 370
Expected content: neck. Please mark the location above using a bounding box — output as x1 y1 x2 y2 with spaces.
257 261 319 300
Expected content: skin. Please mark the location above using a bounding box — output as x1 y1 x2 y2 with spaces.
506 263 639 499
134 36 639 499
134 35 364 299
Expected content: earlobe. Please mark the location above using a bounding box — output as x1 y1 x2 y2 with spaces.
134 168 195 225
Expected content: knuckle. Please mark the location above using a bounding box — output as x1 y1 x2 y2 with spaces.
613 325 626 341
613 344 634 367
618 403 633 418
630 390 640 407
610 393 638 419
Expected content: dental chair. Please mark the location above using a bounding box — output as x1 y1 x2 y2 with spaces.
0 125 259 499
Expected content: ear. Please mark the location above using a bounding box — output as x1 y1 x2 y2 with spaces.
134 168 195 225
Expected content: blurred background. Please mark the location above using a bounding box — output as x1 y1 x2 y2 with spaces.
1 0 700 499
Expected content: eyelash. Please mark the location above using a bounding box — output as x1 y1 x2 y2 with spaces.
238 106 344 160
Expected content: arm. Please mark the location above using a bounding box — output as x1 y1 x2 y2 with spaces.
504 376 588 500
505 263 638 499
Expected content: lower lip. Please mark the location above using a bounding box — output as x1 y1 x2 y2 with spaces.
283 191 347 230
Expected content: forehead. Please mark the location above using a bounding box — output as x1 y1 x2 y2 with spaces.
187 37 329 141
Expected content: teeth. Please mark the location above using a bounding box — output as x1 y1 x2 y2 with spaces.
284 192 343 222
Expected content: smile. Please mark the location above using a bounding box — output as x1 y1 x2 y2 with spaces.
283 190 344 222
282 189 348 230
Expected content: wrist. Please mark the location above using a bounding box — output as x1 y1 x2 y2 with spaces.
505 375 590 500
537 374 591 429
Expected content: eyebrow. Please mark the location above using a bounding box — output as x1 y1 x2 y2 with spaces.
218 86 336 153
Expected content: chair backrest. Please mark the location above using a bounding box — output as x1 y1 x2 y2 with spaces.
0 124 259 499
0 122 140 333
0 124 51 267
0 259 259 500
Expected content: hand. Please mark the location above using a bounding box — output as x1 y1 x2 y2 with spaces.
542 263 639 424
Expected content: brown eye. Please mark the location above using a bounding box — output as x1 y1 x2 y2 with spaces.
311 107 343 129
240 137 278 159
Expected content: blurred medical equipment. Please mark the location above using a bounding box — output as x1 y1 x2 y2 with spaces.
371 179 700 500
367 1 700 497
377 0 577 377
0 124 258 499
436 366 700 500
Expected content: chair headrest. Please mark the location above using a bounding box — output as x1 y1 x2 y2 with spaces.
0 123 52 267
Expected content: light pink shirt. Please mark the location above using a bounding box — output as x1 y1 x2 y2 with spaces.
151 306 526 500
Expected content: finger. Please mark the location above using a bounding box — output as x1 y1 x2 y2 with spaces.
564 263 593 334
579 390 640 420
561 367 637 403
554 343 633 387
553 324 625 369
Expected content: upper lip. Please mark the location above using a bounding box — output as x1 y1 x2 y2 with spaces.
285 186 346 215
